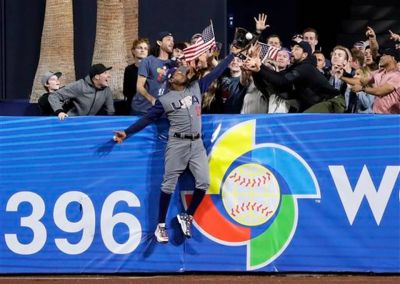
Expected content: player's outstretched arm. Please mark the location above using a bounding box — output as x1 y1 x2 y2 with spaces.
112 100 165 143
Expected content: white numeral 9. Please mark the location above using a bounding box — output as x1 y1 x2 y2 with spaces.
54 191 95 255
5 192 47 255
101 191 142 254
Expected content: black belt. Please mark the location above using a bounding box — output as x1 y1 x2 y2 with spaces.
173 132 200 140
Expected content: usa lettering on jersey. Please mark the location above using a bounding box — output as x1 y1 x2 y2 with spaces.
171 95 200 110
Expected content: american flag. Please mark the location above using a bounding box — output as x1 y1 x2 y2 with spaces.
183 22 216 62
257 41 280 62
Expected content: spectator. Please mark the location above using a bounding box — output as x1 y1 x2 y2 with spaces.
353 40 367 52
217 55 250 113
350 48 365 70
172 42 189 68
253 13 281 50
351 46 400 114
38 71 66 115
267 48 295 113
365 26 379 61
266 34 282 49
244 41 339 112
122 38 150 114
241 45 276 114
304 45 353 113
132 31 174 114
365 46 378 71
331 45 353 75
350 67 374 113
49 63 115 120
314 51 330 77
303 27 319 53
190 33 202 45
172 42 187 60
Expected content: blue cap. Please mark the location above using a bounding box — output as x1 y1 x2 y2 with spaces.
379 45 400 61
165 66 188 80
165 67 178 79
158 31 173 41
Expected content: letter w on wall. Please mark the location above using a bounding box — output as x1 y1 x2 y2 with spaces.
329 165 399 225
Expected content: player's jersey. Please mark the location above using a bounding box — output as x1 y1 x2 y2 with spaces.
159 82 202 136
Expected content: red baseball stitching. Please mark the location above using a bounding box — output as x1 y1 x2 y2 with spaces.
228 170 271 188
230 202 271 217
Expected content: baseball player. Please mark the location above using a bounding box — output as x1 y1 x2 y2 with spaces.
113 53 236 243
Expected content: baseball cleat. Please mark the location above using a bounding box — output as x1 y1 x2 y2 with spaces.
154 223 169 243
177 212 193 238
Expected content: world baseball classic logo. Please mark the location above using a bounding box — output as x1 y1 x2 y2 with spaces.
183 120 321 270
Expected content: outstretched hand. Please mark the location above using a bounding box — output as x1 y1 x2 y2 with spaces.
254 13 269 33
243 57 262 73
247 43 261 59
389 30 400 42
366 26 376 39
113 130 126 144
242 43 262 72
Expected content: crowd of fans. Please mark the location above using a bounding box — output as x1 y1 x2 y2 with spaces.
39 13 400 118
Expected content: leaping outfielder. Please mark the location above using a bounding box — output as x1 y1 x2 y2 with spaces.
113 25 242 243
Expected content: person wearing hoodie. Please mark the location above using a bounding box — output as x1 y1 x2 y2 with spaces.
49 63 115 120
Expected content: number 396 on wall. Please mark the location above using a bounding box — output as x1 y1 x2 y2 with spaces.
4 191 142 255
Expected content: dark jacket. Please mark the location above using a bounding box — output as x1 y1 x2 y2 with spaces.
38 91 72 115
253 57 339 112
123 64 138 105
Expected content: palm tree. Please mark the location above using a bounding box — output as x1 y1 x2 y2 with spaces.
92 0 138 100
30 0 75 103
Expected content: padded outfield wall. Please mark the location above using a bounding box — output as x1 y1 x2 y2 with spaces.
0 115 399 273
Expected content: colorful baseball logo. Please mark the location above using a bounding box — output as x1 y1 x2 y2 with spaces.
183 120 320 270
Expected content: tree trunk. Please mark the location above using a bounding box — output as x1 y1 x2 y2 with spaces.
30 0 75 103
92 0 138 100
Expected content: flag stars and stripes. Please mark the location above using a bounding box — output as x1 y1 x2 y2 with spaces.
183 23 216 62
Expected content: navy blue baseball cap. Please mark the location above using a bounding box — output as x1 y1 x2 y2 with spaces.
166 66 188 79
158 31 173 41
292 40 313 56
380 46 400 61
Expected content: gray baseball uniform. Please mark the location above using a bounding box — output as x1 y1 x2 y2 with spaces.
158 83 208 193
124 54 234 194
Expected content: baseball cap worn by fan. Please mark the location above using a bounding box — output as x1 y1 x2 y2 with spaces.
41 71 62 87
89 64 112 78
292 40 313 57
380 46 400 62
158 31 173 41
353 41 367 49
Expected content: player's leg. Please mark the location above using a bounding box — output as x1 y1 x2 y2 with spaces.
155 139 190 243
177 141 210 238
